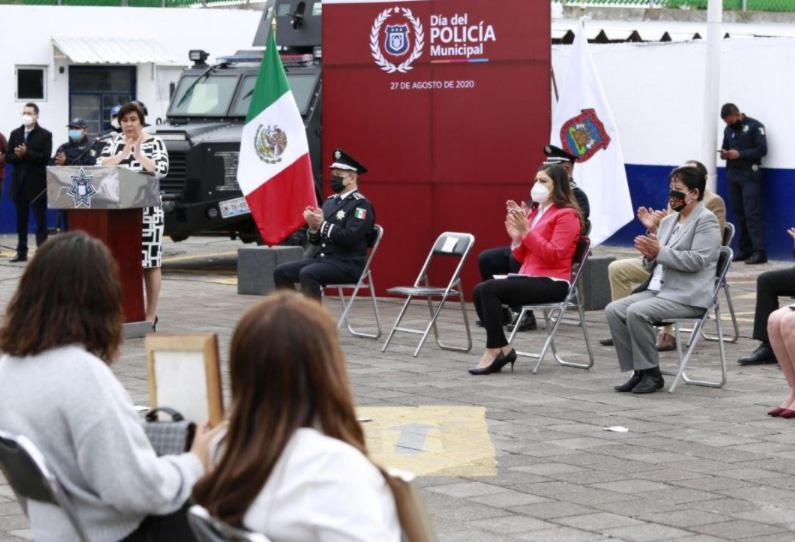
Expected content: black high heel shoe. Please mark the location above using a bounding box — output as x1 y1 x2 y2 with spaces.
468 349 517 375
151 316 159 332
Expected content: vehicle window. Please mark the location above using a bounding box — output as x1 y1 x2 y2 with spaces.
169 75 240 116
231 73 317 117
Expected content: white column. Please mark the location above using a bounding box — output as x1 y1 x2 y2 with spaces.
701 0 722 193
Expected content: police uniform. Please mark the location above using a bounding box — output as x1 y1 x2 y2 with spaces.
722 115 768 260
273 149 376 299
51 119 99 231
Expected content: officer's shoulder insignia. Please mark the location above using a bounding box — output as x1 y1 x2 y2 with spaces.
352 192 364 200
743 125 750 133
759 127 766 135
354 208 367 220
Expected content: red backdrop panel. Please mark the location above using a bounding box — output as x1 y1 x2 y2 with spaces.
323 0 550 297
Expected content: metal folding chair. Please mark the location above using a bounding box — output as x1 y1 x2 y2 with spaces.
507 236 594 374
701 222 739 343
188 504 271 542
655 246 733 393
326 224 384 339
381 232 475 357
0 430 89 542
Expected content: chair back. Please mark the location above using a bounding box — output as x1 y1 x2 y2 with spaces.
569 236 591 283
413 232 475 290
722 222 735 247
188 504 272 542
0 430 89 541
714 246 733 294
362 224 384 274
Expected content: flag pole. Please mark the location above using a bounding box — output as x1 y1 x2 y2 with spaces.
701 0 722 193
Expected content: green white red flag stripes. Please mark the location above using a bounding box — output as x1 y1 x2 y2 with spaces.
236 26 317 245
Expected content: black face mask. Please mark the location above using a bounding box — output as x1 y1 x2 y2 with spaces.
669 190 687 212
330 175 346 194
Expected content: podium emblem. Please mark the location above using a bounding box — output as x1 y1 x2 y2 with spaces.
67 168 98 208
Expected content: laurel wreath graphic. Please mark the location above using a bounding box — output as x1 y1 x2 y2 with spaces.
370 7 425 74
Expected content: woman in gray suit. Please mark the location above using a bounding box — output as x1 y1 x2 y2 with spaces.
605 166 721 394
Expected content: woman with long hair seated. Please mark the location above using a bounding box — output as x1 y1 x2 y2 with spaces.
469 164 584 375
192 291 400 540
0 232 214 541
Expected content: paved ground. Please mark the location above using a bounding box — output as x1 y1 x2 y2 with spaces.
2 234 795 541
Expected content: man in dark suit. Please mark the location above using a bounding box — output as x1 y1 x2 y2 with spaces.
273 148 376 299
4 103 52 262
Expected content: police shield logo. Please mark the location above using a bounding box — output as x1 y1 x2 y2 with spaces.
385 24 410 56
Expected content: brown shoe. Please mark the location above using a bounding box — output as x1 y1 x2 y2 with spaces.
656 332 676 352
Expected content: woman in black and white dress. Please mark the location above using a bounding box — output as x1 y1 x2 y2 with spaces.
99 102 169 326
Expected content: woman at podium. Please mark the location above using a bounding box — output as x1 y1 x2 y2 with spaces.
98 102 169 328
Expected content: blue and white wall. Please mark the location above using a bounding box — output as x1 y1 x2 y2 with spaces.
552 38 795 258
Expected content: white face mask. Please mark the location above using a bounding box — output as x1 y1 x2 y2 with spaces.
21 114 35 127
530 182 550 204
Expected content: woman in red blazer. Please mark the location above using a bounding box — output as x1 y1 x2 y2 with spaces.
470 164 584 375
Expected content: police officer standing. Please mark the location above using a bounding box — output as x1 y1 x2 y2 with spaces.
273 148 376 299
720 103 768 264
52 118 99 231
53 118 99 168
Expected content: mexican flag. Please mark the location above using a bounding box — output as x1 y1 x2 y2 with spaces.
237 27 317 245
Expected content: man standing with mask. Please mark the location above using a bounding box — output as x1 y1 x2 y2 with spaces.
52 118 98 232
720 103 768 264
4 103 52 262
273 148 376 299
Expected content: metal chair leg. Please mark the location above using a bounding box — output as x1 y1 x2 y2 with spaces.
431 280 472 353
381 296 414 352
682 304 727 388
701 282 739 343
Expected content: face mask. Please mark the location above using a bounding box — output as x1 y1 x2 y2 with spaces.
111 118 120 129
669 190 688 212
68 129 83 142
530 182 550 204
21 114 34 127
330 175 346 194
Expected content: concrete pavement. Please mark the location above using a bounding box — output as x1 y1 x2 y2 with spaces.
1 234 795 541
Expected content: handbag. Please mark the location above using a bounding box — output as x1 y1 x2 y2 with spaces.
143 407 196 456
379 467 437 542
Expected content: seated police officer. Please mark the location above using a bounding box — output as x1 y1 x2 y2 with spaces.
477 144 590 332
273 149 376 300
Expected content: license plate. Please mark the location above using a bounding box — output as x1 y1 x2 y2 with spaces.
219 197 251 219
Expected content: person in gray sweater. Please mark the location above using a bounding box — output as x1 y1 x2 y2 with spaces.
0 232 215 541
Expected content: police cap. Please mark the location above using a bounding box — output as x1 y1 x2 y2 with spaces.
543 144 577 164
330 148 367 174
67 118 88 129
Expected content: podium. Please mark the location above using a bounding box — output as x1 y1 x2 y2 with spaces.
47 166 161 337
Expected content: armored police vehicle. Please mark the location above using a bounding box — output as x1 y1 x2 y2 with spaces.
154 0 322 243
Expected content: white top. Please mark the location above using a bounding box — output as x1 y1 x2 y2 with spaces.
0 346 203 542
648 223 681 292
242 428 400 541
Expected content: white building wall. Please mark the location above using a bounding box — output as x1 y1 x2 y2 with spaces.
552 38 795 170
0 5 262 144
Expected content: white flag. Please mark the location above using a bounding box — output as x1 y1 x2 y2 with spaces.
550 20 633 246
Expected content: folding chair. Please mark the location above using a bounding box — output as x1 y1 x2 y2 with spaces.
0 430 89 542
326 224 384 339
381 232 475 357
507 236 594 374
701 222 739 343
655 246 733 393
188 504 271 542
